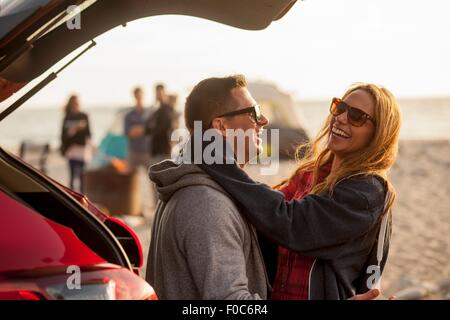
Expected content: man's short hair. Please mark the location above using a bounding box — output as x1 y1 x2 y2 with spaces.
184 74 247 133
155 83 165 91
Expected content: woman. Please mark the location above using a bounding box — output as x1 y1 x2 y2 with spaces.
198 83 402 299
60 94 91 193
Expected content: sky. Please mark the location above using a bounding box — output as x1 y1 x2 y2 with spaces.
2 0 450 109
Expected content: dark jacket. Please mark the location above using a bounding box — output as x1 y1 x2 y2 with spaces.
146 104 175 156
196 150 391 300
199 164 389 299
60 112 91 156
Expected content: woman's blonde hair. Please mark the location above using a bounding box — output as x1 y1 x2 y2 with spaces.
276 83 402 214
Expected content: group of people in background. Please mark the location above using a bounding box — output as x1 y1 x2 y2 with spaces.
124 83 178 173
60 83 178 195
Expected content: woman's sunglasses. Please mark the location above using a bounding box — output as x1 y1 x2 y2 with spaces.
330 97 376 127
217 105 263 124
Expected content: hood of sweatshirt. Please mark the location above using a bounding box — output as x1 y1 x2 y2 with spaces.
149 159 227 202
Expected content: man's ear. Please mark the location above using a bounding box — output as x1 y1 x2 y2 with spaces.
211 118 227 134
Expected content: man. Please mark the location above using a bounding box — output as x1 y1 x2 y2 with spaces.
146 75 383 300
146 83 176 163
124 86 150 170
145 84 177 206
146 75 268 299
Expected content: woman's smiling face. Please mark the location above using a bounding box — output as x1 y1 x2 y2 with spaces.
327 89 376 159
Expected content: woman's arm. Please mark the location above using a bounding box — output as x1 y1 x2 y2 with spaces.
198 162 386 260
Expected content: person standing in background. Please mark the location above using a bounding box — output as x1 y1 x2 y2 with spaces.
124 87 150 170
146 84 177 163
60 94 92 194
145 84 178 206
168 94 181 137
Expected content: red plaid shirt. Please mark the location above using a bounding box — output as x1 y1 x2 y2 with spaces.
271 163 332 300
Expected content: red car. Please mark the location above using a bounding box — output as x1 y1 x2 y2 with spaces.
0 0 296 300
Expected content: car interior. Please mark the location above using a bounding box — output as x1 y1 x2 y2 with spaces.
0 148 130 268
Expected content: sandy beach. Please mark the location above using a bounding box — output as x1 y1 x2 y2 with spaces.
381 140 450 298
27 139 450 299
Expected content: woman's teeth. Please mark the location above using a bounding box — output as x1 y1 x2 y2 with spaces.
331 127 351 138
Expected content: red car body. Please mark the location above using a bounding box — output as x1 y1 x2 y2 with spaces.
0 149 157 300
0 0 296 300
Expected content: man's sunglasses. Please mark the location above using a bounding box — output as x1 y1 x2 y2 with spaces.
217 105 263 124
330 97 376 127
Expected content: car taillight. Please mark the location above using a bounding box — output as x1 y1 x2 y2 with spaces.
0 291 42 300
46 268 157 300
0 267 158 300
46 279 117 300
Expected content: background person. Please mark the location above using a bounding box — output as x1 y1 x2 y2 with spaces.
60 94 92 193
146 84 177 162
124 86 150 170
145 84 178 205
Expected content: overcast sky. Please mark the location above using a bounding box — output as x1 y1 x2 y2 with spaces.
3 0 450 108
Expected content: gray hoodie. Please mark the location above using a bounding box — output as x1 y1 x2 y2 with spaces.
145 159 268 300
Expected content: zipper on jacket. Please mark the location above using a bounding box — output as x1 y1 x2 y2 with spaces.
307 258 317 300
250 226 272 294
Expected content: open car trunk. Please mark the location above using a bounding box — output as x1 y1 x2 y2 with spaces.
0 0 296 107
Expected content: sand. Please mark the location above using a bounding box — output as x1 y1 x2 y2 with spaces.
21 139 450 299
381 140 450 298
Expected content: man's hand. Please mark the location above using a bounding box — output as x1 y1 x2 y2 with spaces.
350 289 380 300
350 289 396 300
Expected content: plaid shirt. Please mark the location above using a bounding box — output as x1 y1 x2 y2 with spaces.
271 163 332 300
